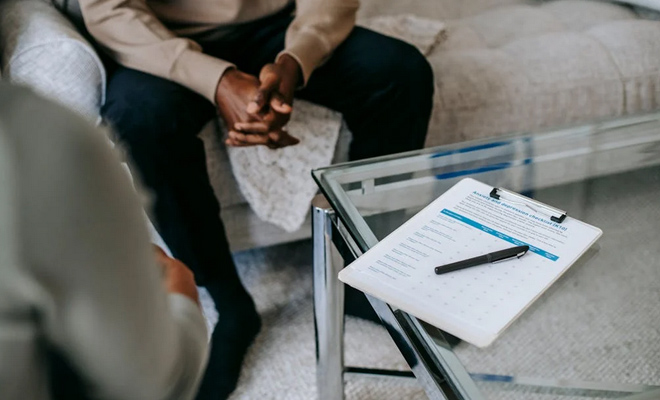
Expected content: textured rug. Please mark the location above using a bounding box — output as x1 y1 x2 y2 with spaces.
199 168 660 400
197 234 660 400
199 237 659 400
200 240 427 400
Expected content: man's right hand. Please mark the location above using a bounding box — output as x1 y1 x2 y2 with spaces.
216 69 298 148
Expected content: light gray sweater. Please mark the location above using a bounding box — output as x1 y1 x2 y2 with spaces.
0 84 208 400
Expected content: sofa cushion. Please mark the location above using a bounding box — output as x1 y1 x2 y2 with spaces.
588 20 660 113
357 0 526 21
423 0 660 146
0 0 105 122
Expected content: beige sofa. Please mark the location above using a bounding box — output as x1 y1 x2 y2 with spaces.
2 0 660 250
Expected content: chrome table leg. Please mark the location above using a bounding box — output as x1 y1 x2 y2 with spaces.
313 194 345 400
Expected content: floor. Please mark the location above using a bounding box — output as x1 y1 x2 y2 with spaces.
198 168 660 400
200 240 428 400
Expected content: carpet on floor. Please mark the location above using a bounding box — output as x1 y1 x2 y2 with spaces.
199 240 426 400
199 168 660 399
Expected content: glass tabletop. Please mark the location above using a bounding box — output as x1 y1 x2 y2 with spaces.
312 113 660 399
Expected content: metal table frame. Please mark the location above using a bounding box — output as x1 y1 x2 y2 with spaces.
312 195 483 400
310 112 660 400
311 194 660 400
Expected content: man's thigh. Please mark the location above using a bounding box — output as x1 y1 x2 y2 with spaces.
201 13 293 76
102 66 216 150
205 21 432 115
297 27 433 114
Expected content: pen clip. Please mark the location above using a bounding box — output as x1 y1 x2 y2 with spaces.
489 187 567 223
491 248 528 263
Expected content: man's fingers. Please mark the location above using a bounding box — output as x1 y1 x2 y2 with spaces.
226 136 280 148
235 111 278 131
247 94 264 115
228 131 269 145
268 131 281 142
270 93 292 114
225 136 259 147
258 63 280 84
228 130 270 145
234 122 269 134
225 138 252 147
248 64 281 115
225 129 298 149
269 130 300 147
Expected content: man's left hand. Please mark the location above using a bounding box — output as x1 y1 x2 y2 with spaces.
228 54 303 148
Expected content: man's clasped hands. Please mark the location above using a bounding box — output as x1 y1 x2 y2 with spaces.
216 54 303 149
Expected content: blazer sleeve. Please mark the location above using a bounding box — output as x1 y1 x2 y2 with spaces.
278 0 359 84
79 0 232 102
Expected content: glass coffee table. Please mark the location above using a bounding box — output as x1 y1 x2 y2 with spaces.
311 114 660 400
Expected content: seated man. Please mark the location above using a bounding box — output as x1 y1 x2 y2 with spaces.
78 0 434 398
0 84 208 400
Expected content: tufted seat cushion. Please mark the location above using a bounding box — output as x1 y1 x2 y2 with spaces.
395 0 660 146
0 0 105 122
3 0 660 248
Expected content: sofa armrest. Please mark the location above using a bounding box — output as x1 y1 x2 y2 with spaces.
0 0 105 122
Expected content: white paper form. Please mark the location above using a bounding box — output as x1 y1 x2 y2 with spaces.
338 178 602 347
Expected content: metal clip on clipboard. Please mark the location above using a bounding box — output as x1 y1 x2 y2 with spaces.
489 187 567 223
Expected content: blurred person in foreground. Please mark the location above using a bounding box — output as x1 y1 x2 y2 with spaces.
0 84 208 400
77 0 434 397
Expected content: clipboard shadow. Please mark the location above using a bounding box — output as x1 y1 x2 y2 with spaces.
422 244 602 348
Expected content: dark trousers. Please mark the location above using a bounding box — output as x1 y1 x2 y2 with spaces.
102 13 434 290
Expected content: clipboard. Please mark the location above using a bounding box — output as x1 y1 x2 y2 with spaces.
489 187 567 223
338 178 602 347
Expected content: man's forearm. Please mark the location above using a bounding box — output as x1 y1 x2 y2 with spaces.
278 0 358 85
275 53 303 89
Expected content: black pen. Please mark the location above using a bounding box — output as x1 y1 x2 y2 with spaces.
434 245 530 275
